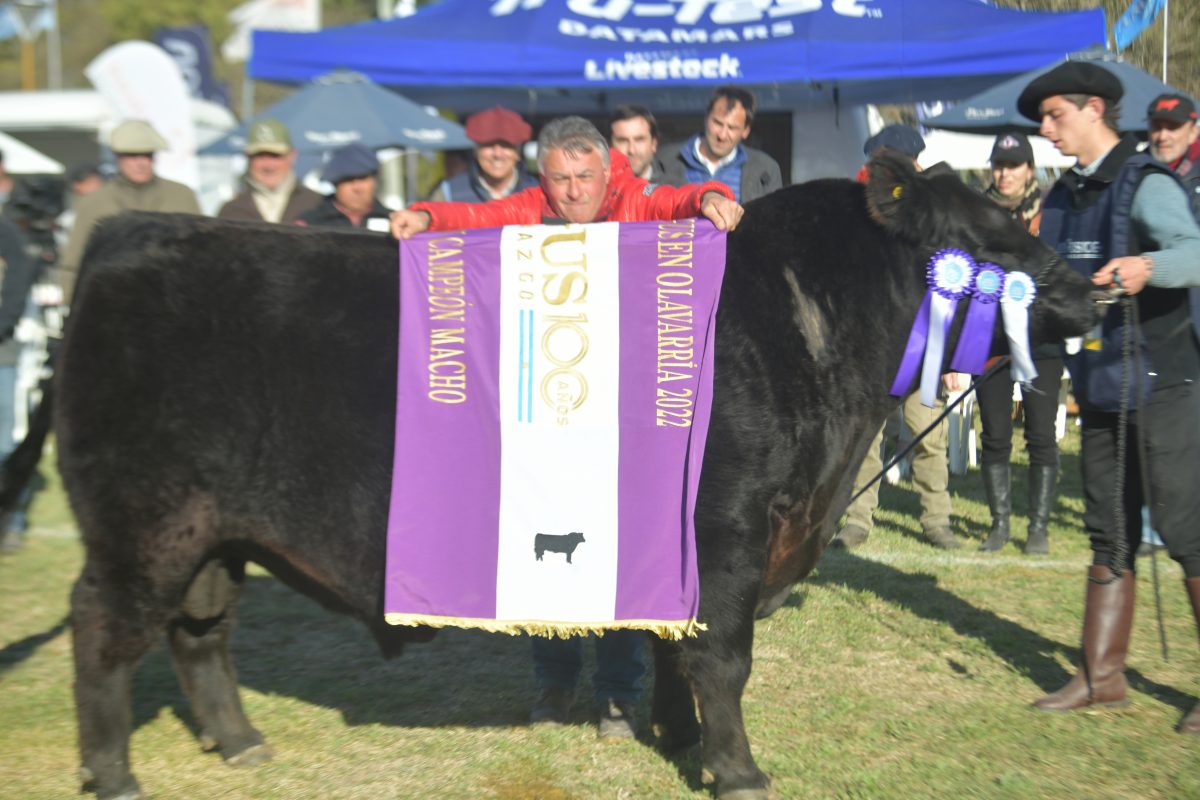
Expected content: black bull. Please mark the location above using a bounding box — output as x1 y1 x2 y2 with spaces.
32 154 1099 799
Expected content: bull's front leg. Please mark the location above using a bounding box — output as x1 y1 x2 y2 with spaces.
679 574 769 799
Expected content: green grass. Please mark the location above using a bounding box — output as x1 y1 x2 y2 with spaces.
1 427 1197 799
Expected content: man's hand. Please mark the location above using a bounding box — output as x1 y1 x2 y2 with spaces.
1092 255 1153 295
390 209 432 240
700 191 744 232
942 372 966 393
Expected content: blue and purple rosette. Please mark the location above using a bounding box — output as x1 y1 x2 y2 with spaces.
1000 271 1039 384
890 248 976 407
950 263 1006 375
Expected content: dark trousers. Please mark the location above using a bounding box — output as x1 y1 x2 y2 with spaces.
1080 381 1200 578
532 630 646 704
977 357 1063 469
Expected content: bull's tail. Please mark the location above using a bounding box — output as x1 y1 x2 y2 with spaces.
0 378 53 551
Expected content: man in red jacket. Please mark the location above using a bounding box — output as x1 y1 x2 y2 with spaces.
390 115 742 238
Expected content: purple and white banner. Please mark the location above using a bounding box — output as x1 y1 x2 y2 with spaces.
385 220 726 638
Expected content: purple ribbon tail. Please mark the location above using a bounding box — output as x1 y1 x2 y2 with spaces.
950 299 997 375
890 291 932 397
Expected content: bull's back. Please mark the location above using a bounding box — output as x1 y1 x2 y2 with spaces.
57 213 401 608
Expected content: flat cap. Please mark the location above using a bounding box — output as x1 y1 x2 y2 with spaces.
110 120 169 154
989 131 1035 166
863 124 925 159
321 142 378 184
246 118 293 155
1147 93 1198 125
1017 62 1123 123
465 106 532 148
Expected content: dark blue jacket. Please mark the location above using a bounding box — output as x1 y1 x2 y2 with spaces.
1040 135 1200 412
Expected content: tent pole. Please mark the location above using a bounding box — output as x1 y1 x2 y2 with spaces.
242 77 255 121
1162 0 1169 82
405 150 418 207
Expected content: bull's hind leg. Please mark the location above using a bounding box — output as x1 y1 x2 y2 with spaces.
72 566 153 800
168 559 271 766
680 594 769 799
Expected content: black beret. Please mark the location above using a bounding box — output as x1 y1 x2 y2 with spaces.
863 124 926 159
1017 62 1123 123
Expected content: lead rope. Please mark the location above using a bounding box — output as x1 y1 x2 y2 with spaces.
1130 299 1170 660
1090 295 1169 660
846 357 1009 507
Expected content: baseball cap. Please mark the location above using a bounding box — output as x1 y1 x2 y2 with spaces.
245 118 293 155
1017 62 1123 123
465 107 532 148
989 131 1035 166
110 120 169 154
1147 93 1198 125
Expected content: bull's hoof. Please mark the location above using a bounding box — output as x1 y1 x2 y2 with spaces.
224 743 274 767
712 772 772 799
717 790 771 800
80 765 144 800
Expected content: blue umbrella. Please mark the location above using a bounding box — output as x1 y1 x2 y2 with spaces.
201 69 473 156
923 49 1185 136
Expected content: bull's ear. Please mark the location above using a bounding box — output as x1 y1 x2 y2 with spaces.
864 151 922 233
922 161 956 179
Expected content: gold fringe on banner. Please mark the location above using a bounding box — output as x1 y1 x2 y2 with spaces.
384 613 707 640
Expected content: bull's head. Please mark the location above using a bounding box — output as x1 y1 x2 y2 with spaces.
863 151 1103 346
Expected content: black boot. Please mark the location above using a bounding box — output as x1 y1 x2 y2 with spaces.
1180 577 1200 734
979 463 1011 552
1025 465 1057 555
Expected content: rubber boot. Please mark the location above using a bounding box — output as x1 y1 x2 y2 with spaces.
978 462 1011 552
1180 577 1200 734
1024 465 1057 555
1034 565 1134 711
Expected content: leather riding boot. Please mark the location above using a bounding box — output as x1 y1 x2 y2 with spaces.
1024 465 1057 555
1035 565 1134 712
978 462 1011 552
1180 577 1200 734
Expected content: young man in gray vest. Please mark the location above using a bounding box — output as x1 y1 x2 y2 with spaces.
1018 63 1200 734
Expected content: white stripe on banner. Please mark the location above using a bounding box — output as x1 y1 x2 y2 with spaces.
496 224 621 622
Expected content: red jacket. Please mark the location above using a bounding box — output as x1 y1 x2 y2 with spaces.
411 149 733 229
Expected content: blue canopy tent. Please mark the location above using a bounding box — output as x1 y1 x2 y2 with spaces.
250 0 1106 109
922 49 1186 135
248 0 1107 182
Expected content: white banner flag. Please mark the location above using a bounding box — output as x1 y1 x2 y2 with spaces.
222 0 321 62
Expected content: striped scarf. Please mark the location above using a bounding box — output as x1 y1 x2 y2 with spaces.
985 178 1042 233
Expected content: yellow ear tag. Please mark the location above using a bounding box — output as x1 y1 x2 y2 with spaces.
891 185 903 200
